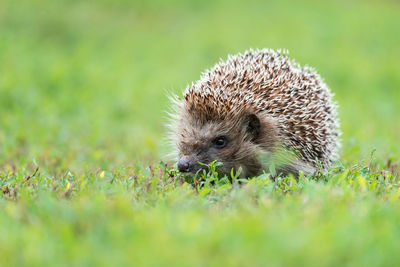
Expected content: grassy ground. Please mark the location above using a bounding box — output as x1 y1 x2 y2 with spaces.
0 0 399 266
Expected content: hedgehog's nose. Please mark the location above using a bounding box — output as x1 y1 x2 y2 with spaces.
178 158 192 173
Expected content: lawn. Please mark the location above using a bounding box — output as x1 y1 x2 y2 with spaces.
0 0 399 266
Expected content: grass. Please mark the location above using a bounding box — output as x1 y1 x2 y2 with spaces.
0 0 399 266
1 161 400 266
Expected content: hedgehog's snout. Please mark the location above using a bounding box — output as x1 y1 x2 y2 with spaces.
177 157 194 173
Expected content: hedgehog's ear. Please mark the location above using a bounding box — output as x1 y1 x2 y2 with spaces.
243 114 261 141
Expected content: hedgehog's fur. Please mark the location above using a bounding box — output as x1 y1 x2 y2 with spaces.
168 48 340 177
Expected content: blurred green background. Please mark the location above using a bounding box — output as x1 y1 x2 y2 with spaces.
1 0 399 170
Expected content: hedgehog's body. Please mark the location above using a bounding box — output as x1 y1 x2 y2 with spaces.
170 49 340 177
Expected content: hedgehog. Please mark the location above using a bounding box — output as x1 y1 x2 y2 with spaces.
168 48 340 178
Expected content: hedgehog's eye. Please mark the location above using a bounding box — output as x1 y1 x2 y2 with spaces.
213 136 227 149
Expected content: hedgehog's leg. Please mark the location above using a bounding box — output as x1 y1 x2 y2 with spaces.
277 160 316 177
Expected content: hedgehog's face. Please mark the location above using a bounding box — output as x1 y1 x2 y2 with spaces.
176 113 273 178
